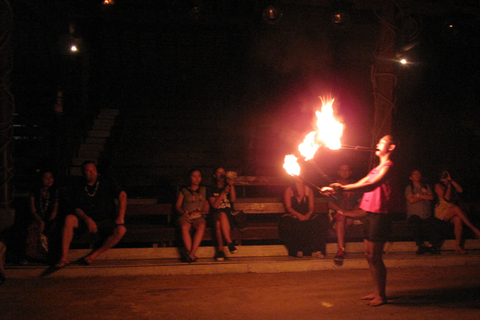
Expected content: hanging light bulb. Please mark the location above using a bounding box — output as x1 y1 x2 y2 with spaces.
262 5 283 25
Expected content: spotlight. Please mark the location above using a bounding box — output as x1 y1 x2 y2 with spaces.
103 0 114 5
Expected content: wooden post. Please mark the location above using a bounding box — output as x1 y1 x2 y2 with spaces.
0 0 15 231
369 1 396 166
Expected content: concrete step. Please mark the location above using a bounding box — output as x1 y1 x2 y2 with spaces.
84 137 106 145
98 109 119 118
87 130 111 138
79 144 105 153
6 241 480 278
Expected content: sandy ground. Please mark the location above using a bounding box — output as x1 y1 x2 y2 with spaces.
1 265 480 320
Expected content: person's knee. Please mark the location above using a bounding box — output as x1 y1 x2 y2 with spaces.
451 216 462 225
64 214 78 228
197 220 206 229
180 221 190 231
115 225 127 237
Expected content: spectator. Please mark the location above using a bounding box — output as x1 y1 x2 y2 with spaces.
208 167 238 261
280 176 327 258
322 135 397 306
405 169 441 254
434 170 480 254
22 170 59 264
327 164 364 265
176 168 209 263
55 161 127 268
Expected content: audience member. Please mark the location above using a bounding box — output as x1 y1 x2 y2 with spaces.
280 176 327 258
176 168 209 263
434 170 480 254
23 170 59 264
327 164 364 265
55 161 127 268
405 169 442 254
208 167 238 261
322 135 396 306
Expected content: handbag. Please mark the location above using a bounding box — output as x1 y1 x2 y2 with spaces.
231 208 247 231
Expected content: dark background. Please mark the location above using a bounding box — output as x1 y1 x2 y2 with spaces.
8 0 480 204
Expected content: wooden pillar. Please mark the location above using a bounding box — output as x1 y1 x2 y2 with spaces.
369 1 396 156
0 0 15 231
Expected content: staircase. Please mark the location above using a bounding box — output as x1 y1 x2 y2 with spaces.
69 109 120 176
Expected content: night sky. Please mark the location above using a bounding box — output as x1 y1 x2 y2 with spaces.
7 1 480 203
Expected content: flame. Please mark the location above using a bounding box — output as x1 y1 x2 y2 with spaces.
314 98 343 150
283 155 300 176
298 131 319 161
283 96 344 177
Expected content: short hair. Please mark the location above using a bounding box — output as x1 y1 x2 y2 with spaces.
81 160 96 171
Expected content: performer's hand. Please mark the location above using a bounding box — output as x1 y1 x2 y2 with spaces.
320 186 335 196
329 183 345 193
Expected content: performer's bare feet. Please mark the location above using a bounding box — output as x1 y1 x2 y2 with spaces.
360 293 377 300
368 297 387 307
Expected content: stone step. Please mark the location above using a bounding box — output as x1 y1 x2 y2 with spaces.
5 241 480 278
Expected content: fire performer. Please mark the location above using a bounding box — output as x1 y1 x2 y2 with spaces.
321 135 396 307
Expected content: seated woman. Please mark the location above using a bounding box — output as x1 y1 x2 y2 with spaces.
176 168 209 263
23 170 59 264
208 167 238 261
279 176 327 258
405 169 441 254
434 170 480 254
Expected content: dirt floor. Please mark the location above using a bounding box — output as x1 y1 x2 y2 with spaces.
1 265 480 320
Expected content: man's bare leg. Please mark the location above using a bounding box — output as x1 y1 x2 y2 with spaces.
84 225 126 264
56 214 79 267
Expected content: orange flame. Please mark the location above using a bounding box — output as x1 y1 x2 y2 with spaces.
314 98 343 150
298 131 319 161
284 97 343 177
283 155 300 176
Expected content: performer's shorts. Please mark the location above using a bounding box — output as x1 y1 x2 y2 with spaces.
363 212 391 243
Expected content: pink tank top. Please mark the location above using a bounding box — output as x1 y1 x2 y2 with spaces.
359 160 393 214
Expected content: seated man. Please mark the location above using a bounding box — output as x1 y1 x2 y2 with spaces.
327 164 365 266
55 161 127 267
